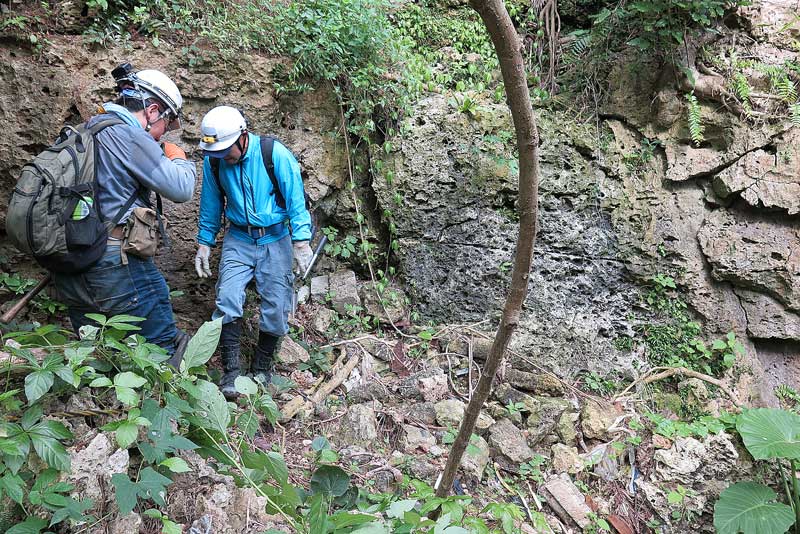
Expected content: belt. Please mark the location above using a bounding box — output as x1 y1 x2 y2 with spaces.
231 222 285 239
109 225 126 239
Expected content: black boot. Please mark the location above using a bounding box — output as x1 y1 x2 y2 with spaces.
219 320 242 400
251 331 280 387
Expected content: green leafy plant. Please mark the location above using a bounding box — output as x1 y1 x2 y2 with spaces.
686 92 705 146
714 408 800 533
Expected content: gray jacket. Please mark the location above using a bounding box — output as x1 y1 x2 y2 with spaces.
89 104 196 224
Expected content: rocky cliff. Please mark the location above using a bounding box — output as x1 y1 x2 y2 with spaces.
1 0 799 405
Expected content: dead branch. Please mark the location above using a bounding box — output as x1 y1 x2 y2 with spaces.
614 366 742 407
280 352 360 422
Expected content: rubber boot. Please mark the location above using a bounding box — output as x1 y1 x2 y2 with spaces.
251 331 280 387
219 320 242 400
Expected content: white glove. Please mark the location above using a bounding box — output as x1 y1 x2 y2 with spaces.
195 245 212 278
293 241 314 275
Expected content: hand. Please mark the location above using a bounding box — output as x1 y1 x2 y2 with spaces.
163 142 187 160
195 245 212 278
293 241 313 275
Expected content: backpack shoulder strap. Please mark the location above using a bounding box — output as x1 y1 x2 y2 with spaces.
209 158 226 200
260 135 286 209
87 116 125 135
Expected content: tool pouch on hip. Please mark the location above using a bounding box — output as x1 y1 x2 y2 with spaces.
121 207 166 264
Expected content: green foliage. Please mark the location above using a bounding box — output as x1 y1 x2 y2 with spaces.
713 408 800 534
731 72 753 115
582 371 619 396
324 227 359 260
686 92 705 146
714 483 795 534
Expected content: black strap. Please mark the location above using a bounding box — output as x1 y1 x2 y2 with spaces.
260 136 286 209
207 135 285 209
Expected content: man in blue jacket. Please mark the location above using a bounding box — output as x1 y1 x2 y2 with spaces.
54 68 196 358
195 106 313 399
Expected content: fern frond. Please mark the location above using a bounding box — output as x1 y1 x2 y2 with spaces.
686 92 705 146
790 103 800 127
731 72 752 115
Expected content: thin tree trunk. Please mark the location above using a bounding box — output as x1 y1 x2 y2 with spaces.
435 0 540 499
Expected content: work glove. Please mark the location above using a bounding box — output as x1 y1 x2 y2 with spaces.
195 245 212 278
163 142 187 160
293 241 314 275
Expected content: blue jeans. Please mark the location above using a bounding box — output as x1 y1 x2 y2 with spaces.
213 231 294 335
54 240 177 353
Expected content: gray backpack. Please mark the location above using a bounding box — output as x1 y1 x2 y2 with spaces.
6 118 137 274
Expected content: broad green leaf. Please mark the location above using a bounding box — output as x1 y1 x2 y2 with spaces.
309 493 329 534
115 386 139 407
89 376 112 388
237 411 259 439
20 405 42 430
388 499 417 519
235 375 258 396
714 482 794 534
160 457 191 473
116 422 140 449
106 314 146 324
30 434 70 471
162 518 182 534
137 467 173 506
351 523 390 534
311 436 330 451
0 472 25 504
241 450 288 485
195 380 230 433
25 370 54 403
5 516 48 534
310 465 350 497
30 420 72 441
84 313 108 326
737 408 800 459
54 365 77 386
114 372 148 389
329 512 378 529
181 318 222 371
111 473 139 515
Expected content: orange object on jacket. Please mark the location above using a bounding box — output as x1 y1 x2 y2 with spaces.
162 142 186 160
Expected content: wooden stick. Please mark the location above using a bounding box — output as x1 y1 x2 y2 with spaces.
280 352 360 422
614 366 741 407
1 275 52 324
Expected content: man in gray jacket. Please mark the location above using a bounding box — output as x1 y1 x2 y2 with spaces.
53 68 196 357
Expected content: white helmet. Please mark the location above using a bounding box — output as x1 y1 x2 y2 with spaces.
199 106 247 156
117 69 183 130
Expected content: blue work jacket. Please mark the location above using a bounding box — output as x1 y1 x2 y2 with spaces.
197 133 312 246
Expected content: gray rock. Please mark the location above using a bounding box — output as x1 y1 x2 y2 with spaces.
68 432 129 503
110 512 142 534
488 418 533 463
329 270 361 314
400 425 436 453
654 432 739 484
551 443 583 474
556 411 579 447
580 401 619 440
418 373 449 402
462 434 490 481
506 368 565 396
736 288 800 340
359 281 408 324
310 275 329 302
434 399 494 431
526 397 572 446
405 402 438 426
277 336 310 365
398 369 445 400
347 381 390 404
336 403 379 447
310 306 334 333
541 473 592 529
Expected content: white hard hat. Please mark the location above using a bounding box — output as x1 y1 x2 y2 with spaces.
199 106 247 157
118 69 183 130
